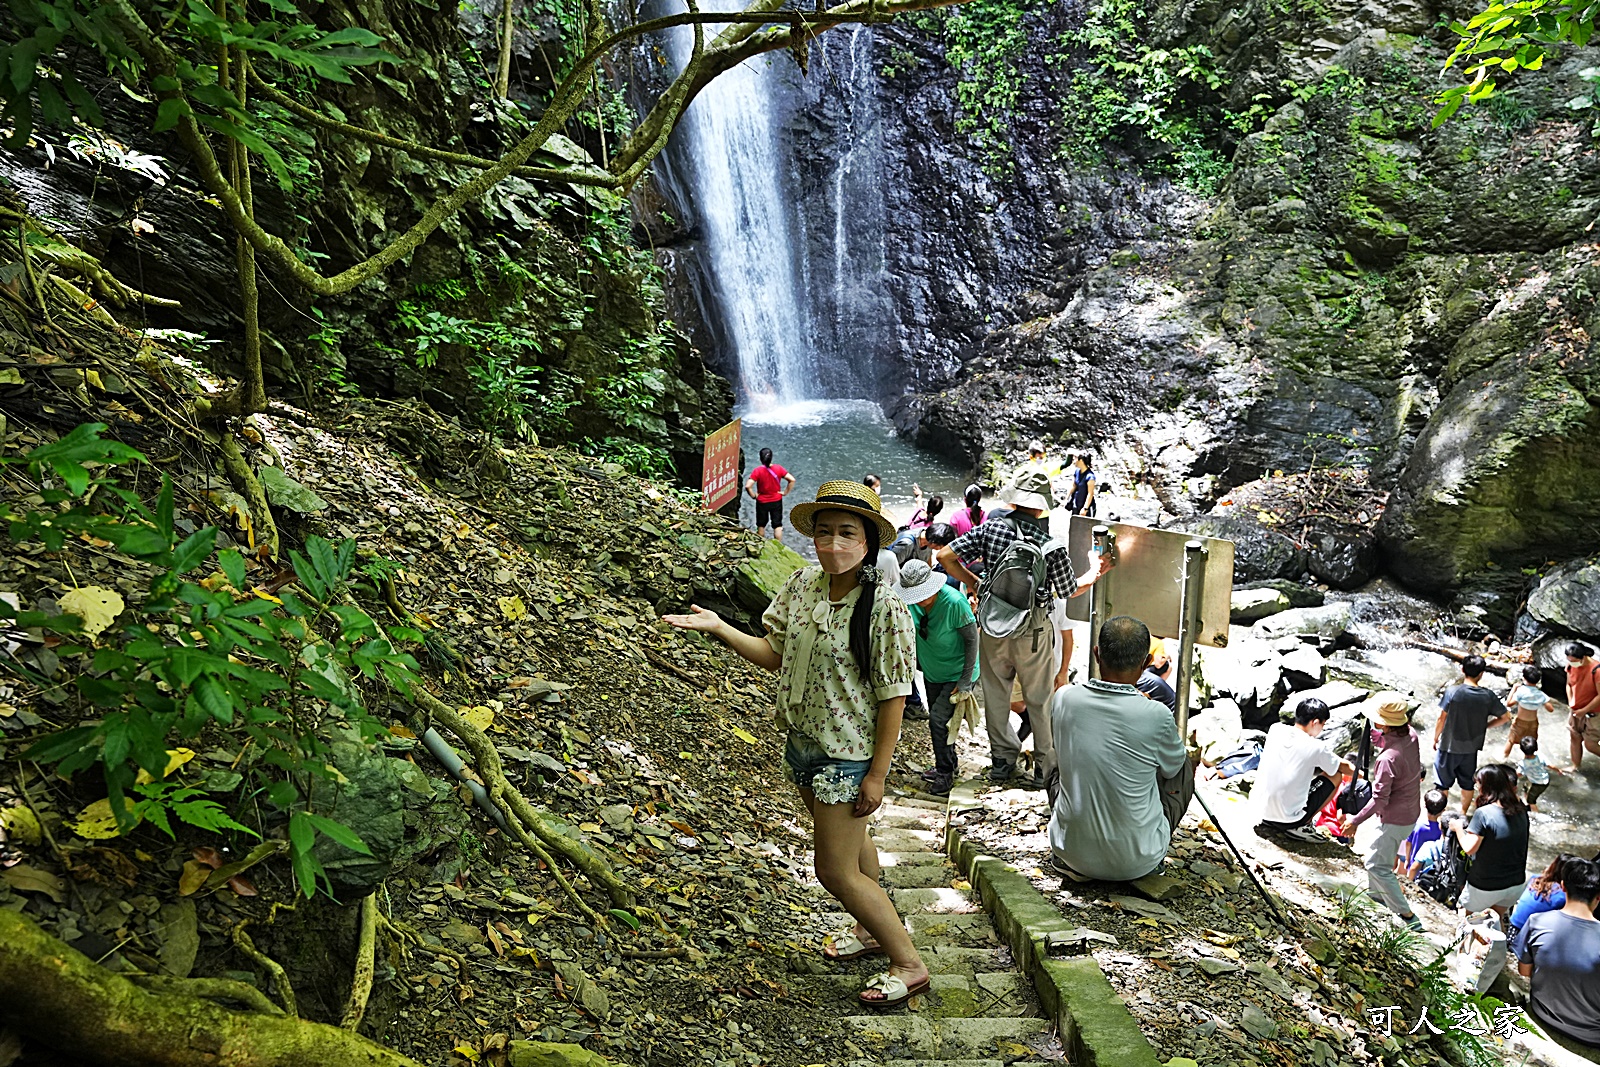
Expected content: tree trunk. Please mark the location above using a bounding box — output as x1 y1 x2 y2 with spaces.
0 909 423 1067
496 0 515 99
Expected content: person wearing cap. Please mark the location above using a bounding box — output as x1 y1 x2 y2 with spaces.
1136 637 1176 714
661 480 929 1009
938 469 1106 788
1338 694 1426 928
892 560 980 796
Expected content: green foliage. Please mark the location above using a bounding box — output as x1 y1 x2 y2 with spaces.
0 0 395 189
583 436 673 478
3 425 416 898
1436 0 1592 124
908 0 1042 174
1049 0 1236 193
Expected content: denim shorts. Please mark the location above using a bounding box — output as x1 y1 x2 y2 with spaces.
783 731 873 806
1436 749 1479 790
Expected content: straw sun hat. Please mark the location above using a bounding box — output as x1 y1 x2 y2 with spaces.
1364 691 1412 727
789 480 899 544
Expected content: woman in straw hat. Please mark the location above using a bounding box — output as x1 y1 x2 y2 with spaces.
1339 692 1425 929
662 480 930 1008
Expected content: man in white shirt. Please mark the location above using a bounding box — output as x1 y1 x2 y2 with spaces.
1253 698 1353 843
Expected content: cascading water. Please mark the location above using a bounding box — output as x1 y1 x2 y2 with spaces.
662 2 817 406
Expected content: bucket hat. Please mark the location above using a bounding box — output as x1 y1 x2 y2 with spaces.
892 560 947 604
1363 691 1411 727
790 480 898 544
1005 469 1056 511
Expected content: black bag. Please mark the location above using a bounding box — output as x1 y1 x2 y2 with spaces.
1159 754 1197 834
1336 725 1374 816
1416 835 1472 907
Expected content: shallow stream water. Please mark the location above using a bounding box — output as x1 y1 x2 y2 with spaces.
736 399 972 559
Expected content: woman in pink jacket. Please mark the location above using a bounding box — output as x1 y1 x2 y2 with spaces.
1340 694 1425 929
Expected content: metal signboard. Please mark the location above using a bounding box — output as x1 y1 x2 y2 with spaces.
701 417 742 511
1062 516 1235 648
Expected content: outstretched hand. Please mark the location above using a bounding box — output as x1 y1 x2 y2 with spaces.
661 604 723 633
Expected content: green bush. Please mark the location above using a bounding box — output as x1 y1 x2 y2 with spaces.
4 425 418 897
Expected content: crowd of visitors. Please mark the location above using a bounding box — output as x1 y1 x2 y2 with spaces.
690 445 1594 1047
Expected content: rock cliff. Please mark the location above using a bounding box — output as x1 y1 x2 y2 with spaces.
864 0 1600 611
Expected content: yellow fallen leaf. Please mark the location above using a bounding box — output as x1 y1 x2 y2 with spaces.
463 706 495 732
135 747 197 785
579 822 603 833
71 797 140 839
252 588 282 604
452 1045 480 1062
2 805 42 847
58 585 124 640
84 369 104 390
178 859 210 896
731 728 758 745
498 595 528 621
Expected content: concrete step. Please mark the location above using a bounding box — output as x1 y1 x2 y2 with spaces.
812 972 1034 1021
881 850 949 867
884 794 950 811
884 864 961 889
878 807 946 830
892 886 978 914
843 1015 1053 1059
872 826 945 852
909 911 998 947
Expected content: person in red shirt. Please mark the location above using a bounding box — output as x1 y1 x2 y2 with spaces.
1566 642 1600 769
745 448 796 540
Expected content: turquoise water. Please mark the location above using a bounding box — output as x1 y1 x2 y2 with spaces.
735 400 973 558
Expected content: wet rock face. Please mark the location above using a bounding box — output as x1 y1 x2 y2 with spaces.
873 9 1600 597
1523 556 1600 643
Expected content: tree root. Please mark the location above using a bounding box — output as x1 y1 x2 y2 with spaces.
411 690 633 913
0 908 424 1067
339 895 376 1030
230 922 296 1017
218 431 279 558
129 975 284 1016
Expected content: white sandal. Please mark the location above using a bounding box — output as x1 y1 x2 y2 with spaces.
822 930 885 961
859 970 932 1009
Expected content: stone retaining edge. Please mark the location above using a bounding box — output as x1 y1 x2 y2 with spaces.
945 823 1163 1067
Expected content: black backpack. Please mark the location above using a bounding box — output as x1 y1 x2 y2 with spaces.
1336 725 1374 816
1416 834 1472 907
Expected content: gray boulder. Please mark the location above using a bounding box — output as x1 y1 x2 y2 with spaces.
1304 520 1378 590
1170 515 1307 583
1527 555 1600 642
1241 579 1325 609
1253 603 1353 641
1231 586 1290 623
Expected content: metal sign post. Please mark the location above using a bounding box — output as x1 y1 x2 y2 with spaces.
1174 539 1207 741
1087 525 1114 681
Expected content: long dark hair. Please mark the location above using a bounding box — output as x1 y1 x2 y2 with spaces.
925 495 944 525
964 484 983 526
1533 852 1580 897
1474 763 1527 817
848 521 882 683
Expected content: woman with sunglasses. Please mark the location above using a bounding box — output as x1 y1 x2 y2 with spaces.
662 480 927 1009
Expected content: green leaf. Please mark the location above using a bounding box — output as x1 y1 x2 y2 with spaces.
22 725 100 765
219 549 247 590
311 27 385 48
193 675 234 724
170 527 219 574
608 908 641 930
302 811 371 854
153 96 193 133
156 476 174 542
258 464 328 513
288 810 315 855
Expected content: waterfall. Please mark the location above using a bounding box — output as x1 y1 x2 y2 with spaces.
664 2 817 406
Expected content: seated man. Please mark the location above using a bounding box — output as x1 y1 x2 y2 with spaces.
1048 615 1186 882
1514 857 1600 1058
1136 637 1177 714
1253 698 1353 843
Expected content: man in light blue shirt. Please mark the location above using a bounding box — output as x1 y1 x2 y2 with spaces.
1049 615 1187 882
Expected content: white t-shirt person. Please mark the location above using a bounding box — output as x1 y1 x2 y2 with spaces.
1255 721 1341 824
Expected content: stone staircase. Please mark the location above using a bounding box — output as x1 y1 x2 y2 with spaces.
825 794 1061 1067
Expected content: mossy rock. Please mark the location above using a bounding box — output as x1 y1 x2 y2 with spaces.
1378 349 1600 594
508 1041 615 1067
732 539 806 613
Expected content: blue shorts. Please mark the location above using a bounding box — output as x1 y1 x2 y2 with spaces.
1436 749 1479 790
784 731 872 806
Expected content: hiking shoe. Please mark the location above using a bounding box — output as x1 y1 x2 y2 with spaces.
919 768 943 783
926 773 953 797
904 704 930 721
1402 914 1424 932
988 761 1017 783
1023 768 1049 791
1281 825 1325 843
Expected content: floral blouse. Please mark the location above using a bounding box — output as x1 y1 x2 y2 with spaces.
762 565 916 761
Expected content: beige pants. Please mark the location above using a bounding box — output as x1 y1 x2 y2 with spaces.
980 610 1058 776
